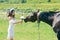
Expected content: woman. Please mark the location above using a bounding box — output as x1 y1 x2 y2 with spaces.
7 8 24 40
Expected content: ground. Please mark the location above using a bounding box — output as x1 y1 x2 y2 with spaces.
0 13 58 40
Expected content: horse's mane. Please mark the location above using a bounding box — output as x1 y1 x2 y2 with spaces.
49 11 60 14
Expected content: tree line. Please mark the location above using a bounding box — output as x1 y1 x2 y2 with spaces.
0 0 59 4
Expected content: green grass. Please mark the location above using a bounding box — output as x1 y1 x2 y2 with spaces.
0 13 58 40
0 3 60 12
0 3 59 40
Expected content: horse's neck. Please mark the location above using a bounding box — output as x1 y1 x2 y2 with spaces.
41 18 53 26
40 12 54 26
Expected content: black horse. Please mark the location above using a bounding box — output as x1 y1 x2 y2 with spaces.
24 10 60 40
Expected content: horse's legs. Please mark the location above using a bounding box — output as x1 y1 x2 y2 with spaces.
53 27 60 40
53 21 60 40
54 28 60 40
57 31 60 40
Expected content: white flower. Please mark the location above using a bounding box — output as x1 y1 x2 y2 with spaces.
20 16 25 20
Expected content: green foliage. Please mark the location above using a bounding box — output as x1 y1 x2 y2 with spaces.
0 0 5 3
0 0 60 4
21 0 26 3
0 3 60 13
48 0 51 2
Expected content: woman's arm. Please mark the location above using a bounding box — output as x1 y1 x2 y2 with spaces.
16 20 23 24
13 20 23 24
13 16 25 24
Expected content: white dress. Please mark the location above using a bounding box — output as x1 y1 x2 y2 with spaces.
7 19 16 39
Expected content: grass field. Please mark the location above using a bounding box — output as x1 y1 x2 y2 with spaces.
0 13 58 40
0 3 60 12
0 3 60 40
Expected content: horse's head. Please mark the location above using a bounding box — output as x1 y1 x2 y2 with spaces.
24 10 39 22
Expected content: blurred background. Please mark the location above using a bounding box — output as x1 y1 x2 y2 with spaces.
0 0 60 40
0 0 60 13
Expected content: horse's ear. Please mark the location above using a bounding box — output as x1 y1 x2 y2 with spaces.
35 9 40 14
37 9 40 12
